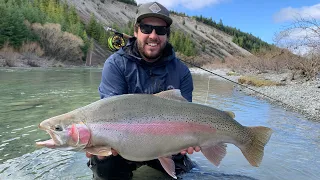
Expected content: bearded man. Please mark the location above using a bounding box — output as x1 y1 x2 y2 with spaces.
86 2 199 179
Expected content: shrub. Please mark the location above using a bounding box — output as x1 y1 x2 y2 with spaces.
20 42 44 57
31 23 84 62
238 76 282 87
0 42 19 67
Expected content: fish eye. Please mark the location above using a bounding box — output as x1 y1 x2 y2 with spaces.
54 125 63 131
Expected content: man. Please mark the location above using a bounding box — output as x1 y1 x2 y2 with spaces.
86 2 200 179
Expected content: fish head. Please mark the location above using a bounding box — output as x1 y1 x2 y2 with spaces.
36 113 91 151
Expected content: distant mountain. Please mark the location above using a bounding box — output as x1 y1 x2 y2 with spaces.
66 0 255 65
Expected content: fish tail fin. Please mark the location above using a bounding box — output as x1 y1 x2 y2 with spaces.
240 126 273 167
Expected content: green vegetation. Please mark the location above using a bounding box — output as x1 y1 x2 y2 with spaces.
86 13 110 50
169 31 197 57
116 0 137 6
193 15 271 53
238 76 282 87
226 71 239 76
0 0 90 61
171 10 272 53
170 10 187 17
0 0 127 61
0 0 38 48
0 0 200 65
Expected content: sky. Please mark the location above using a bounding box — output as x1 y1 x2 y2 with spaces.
136 0 320 45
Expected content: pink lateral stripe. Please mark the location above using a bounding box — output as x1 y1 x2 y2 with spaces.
95 122 216 135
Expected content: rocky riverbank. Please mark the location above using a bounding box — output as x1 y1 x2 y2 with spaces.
0 53 90 68
190 68 320 122
244 72 320 122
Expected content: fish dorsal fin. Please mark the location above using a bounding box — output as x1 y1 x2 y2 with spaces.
224 111 235 118
154 89 188 102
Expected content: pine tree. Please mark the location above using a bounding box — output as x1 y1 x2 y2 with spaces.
201 44 206 52
68 6 80 25
39 0 46 13
47 0 56 21
99 32 108 49
22 0 45 24
56 2 65 23
87 13 98 38
0 4 10 47
6 9 30 48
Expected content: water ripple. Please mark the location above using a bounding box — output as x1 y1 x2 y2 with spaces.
2 137 21 143
0 70 319 180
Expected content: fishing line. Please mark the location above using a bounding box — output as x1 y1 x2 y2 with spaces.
181 59 294 109
205 76 210 105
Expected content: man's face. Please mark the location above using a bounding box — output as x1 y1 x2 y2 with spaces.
134 17 168 62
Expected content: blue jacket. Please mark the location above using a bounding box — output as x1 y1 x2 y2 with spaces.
98 38 193 102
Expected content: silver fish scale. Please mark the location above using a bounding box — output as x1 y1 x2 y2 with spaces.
80 94 246 135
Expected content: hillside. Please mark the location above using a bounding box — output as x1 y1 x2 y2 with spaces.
66 0 252 65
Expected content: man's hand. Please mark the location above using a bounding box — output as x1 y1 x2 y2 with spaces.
180 146 201 155
86 148 118 160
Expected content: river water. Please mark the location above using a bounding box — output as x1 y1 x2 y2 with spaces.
0 68 319 180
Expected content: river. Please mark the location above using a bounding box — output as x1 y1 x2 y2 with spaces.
0 68 319 180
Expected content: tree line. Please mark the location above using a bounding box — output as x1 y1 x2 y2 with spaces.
0 0 91 61
169 31 197 56
0 0 199 63
193 15 271 53
0 0 276 62
116 0 137 6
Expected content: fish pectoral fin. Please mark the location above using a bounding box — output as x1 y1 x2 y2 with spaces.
201 143 227 166
154 89 188 102
158 156 177 179
85 146 112 156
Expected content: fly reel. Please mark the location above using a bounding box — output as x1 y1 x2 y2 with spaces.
107 33 126 52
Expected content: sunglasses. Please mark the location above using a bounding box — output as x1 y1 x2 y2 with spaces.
139 24 168 35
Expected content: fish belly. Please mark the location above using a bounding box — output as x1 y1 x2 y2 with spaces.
88 122 216 161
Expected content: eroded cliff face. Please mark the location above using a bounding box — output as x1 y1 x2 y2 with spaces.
66 0 252 65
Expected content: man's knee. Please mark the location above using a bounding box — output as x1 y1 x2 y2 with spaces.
173 154 194 175
87 155 136 180
146 154 195 175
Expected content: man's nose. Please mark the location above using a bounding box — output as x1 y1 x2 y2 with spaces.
149 29 158 38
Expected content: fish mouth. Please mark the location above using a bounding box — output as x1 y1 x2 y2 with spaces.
36 122 90 150
36 138 56 148
36 124 61 148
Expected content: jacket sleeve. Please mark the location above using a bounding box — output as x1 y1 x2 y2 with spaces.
98 55 127 99
180 66 193 102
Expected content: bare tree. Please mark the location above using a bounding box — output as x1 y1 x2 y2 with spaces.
30 23 84 62
274 16 320 80
274 16 320 55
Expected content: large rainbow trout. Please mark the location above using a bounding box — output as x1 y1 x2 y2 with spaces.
36 89 272 179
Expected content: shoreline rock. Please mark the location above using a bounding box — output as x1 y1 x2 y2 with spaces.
242 74 320 122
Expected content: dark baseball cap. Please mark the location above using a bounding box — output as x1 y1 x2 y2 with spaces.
136 2 172 26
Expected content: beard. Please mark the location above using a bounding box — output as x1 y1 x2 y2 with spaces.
137 38 166 61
